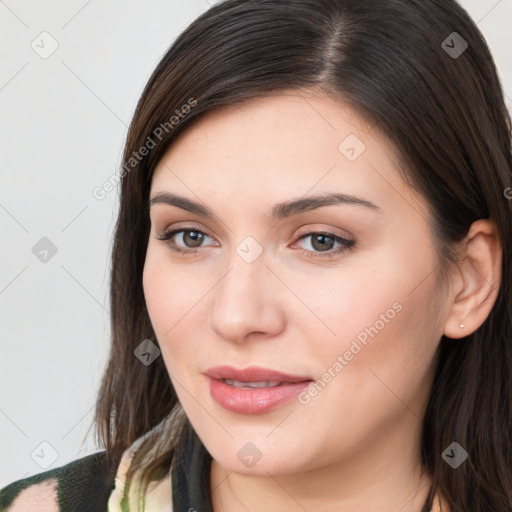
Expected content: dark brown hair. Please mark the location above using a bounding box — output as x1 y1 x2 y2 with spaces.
90 0 512 509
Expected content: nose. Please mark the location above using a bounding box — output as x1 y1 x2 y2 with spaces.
209 252 286 344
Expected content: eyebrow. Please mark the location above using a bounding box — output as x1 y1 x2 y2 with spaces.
147 191 381 220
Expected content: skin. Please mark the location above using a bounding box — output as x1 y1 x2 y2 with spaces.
143 89 502 511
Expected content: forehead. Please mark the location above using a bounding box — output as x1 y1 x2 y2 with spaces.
153 91 374 177
149 91 428 221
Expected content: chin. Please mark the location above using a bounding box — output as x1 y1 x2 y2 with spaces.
208 437 315 476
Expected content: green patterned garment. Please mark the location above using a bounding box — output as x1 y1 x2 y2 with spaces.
0 451 120 511
0 419 213 512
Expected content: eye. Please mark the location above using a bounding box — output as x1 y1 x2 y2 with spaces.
155 227 355 259
292 231 355 259
155 228 216 254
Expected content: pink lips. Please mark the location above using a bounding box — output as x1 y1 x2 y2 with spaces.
205 365 314 414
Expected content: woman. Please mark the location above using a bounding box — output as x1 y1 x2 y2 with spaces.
1 0 511 510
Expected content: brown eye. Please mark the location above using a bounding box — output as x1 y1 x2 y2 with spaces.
294 231 355 258
180 230 205 248
155 228 215 253
309 233 336 252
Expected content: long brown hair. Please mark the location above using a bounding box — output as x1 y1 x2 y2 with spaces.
91 0 512 509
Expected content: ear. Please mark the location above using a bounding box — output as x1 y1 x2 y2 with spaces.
443 219 502 339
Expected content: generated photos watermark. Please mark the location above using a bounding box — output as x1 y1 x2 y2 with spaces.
93 97 197 200
298 301 403 405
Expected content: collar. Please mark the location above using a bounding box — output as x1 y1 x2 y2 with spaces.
107 419 212 512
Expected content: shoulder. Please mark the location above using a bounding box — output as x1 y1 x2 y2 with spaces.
0 479 58 512
0 451 121 512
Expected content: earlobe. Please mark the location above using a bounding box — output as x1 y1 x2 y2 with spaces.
443 219 502 339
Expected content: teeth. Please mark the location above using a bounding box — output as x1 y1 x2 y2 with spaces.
222 379 282 388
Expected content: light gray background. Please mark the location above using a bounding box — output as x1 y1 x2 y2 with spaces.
1 0 511 486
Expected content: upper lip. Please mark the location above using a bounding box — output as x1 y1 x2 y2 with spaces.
205 365 313 383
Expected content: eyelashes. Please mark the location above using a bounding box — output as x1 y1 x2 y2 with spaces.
155 227 355 259
293 231 355 258
156 228 210 254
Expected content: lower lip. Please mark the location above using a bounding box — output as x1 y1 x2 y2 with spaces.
208 377 312 414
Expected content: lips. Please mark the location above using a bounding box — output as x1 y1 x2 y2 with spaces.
205 365 314 414
205 365 313 384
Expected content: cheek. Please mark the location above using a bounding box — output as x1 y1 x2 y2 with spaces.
142 250 208 367
302 242 442 391
322 278 440 419
143 254 172 334
144 249 190 331
298 265 410 358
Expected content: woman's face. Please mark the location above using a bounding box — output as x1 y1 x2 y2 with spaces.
143 90 451 477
